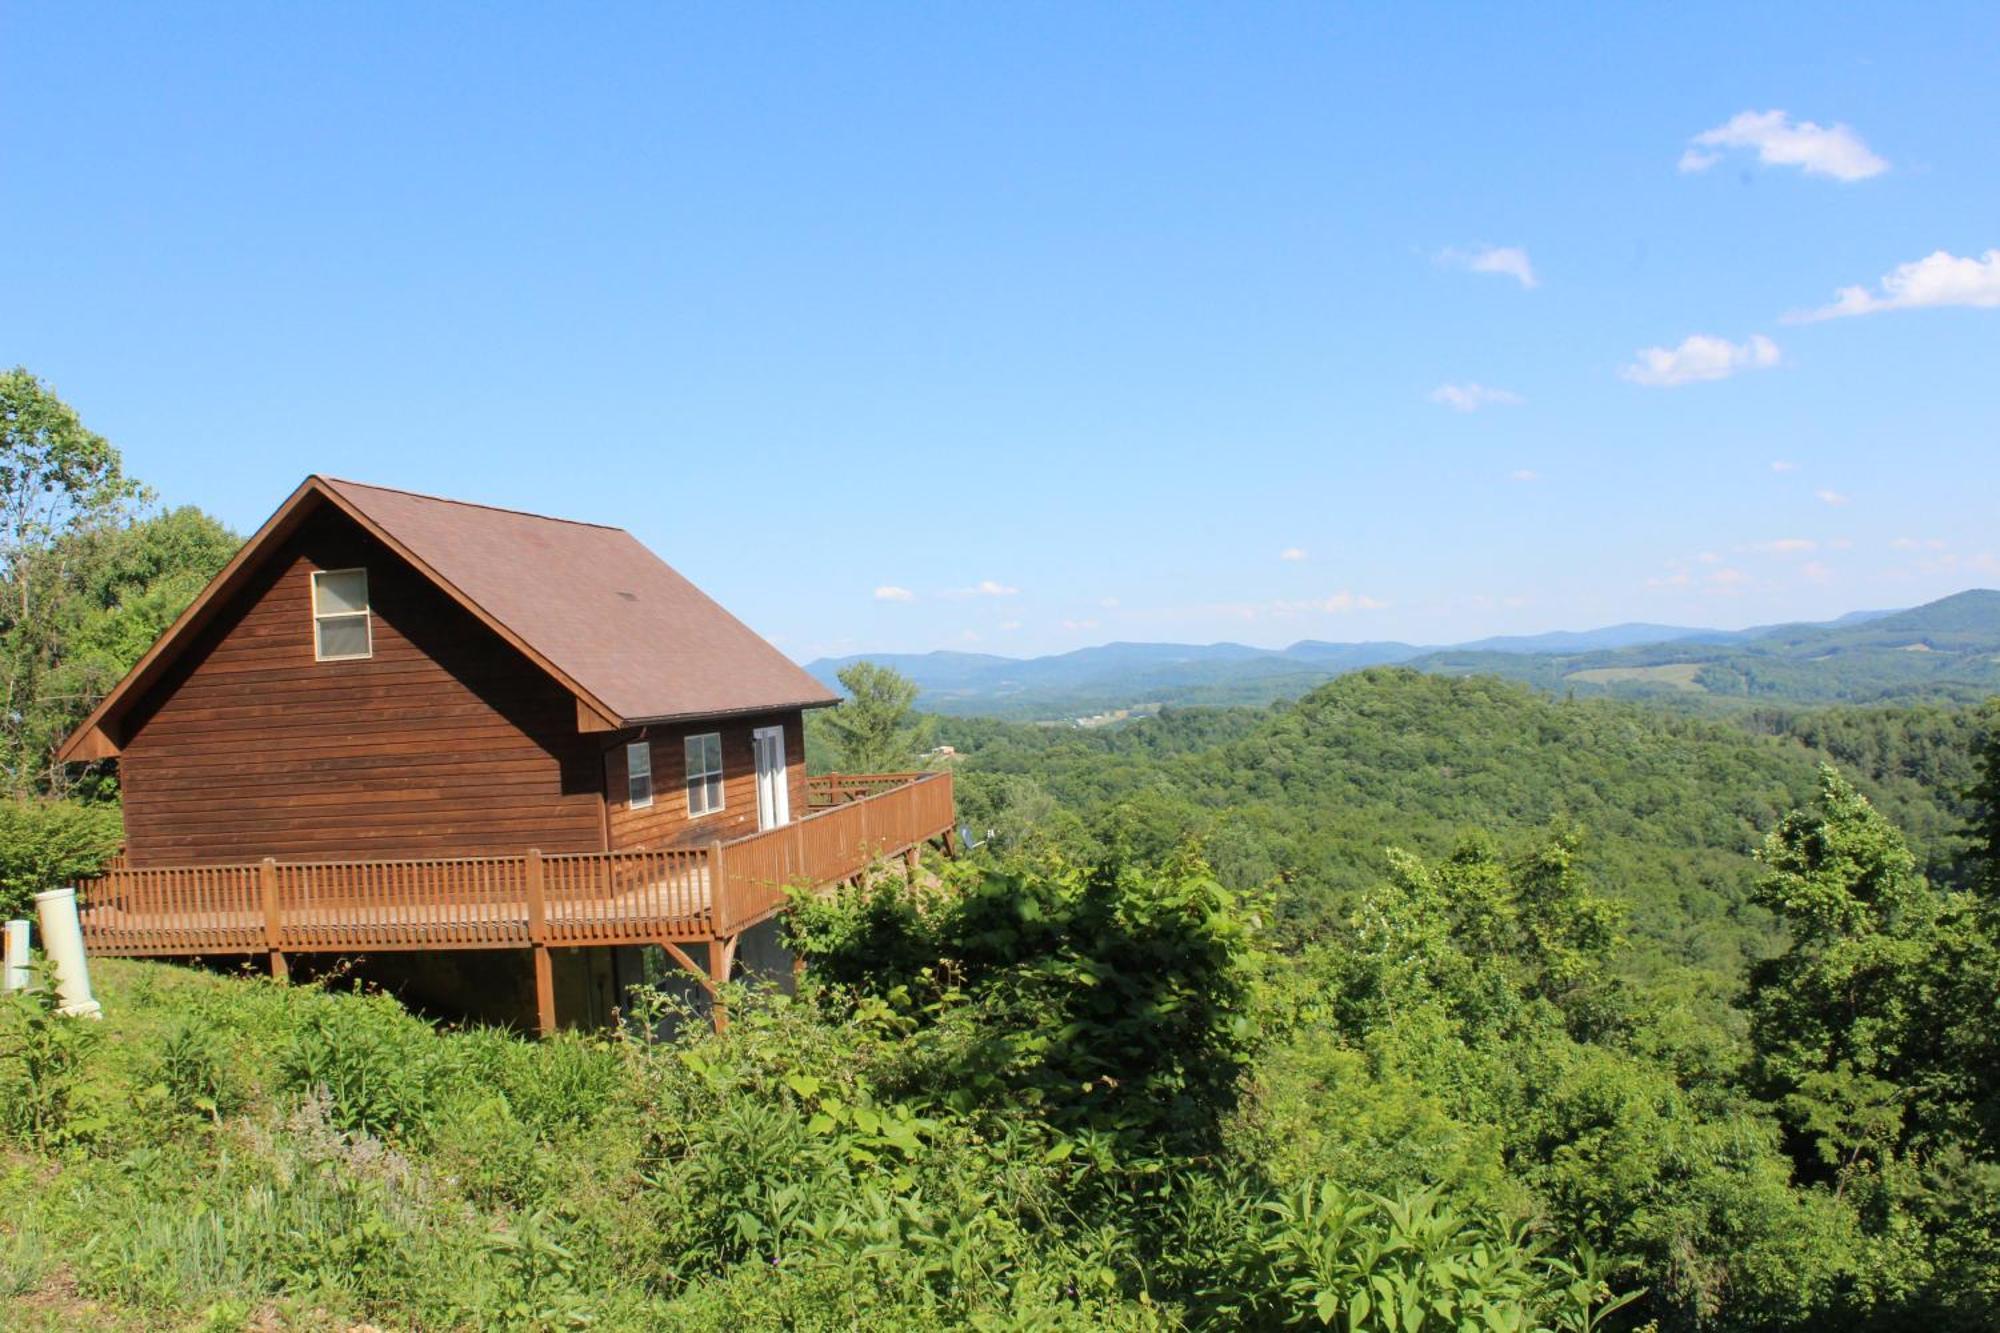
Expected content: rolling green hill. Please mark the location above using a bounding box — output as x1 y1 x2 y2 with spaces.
813 591 2000 720
1420 589 2000 706
940 668 1985 973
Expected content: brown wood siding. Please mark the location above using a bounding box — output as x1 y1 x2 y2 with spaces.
603 710 807 851
117 505 607 865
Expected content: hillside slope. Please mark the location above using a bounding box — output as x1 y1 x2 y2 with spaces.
943 668 1977 972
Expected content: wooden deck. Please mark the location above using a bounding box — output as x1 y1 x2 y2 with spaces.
75 771 954 959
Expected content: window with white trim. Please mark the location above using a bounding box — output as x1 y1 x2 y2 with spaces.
625 741 653 809
311 568 372 661
685 732 724 816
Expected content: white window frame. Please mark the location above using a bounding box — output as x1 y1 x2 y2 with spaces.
625 740 654 810
310 568 373 662
685 732 725 817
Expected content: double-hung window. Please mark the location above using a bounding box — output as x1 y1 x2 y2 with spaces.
626 741 654 809
311 569 372 661
685 732 724 816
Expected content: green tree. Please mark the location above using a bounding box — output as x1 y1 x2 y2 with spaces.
1747 766 2000 1324
1968 698 2000 896
0 370 149 795
816 661 932 773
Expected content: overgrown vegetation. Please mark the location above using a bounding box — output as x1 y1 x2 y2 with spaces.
11 730 2000 1328
7 369 2000 1327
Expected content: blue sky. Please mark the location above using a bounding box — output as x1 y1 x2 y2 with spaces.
6 4 1998 659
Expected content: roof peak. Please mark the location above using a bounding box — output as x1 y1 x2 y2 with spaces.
315 476 626 533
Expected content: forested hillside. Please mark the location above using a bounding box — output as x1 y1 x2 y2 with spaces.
941 669 1981 974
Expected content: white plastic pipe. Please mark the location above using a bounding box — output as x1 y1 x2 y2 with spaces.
32 889 101 1018
2 919 29 993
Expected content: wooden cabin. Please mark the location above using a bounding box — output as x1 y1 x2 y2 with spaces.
58 476 955 1032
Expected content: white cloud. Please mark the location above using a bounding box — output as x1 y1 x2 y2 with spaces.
1707 567 1751 592
1099 595 1121 608
1508 469 1540 483
1060 618 1100 632
1891 537 1947 551
1754 538 1818 554
1788 249 2000 322
1801 560 1833 582
872 585 915 602
1437 245 1538 289
1815 488 1851 506
1619 333 1781 387
998 619 1022 631
959 629 981 643
942 579 1020 599
1431 382 1526 412
1279 547 1307 562
1770 460 1799 473
1647 571 1692 589
1679 110 1887 182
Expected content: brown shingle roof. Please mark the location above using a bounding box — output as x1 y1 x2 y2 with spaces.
56 476 836 761
321 478 836 723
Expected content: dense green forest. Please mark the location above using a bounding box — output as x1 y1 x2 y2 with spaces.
9 373 2000 1328
939 673 1984 971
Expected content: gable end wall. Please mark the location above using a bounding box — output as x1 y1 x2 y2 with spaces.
117 505 608 865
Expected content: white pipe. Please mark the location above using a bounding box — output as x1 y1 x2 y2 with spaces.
1 919 29 993
32 889 101 1018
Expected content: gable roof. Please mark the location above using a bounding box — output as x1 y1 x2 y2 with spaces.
58 475 837 761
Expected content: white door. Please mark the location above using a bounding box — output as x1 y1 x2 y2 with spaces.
752 725 790 831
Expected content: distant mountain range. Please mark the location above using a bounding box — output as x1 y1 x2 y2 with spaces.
805 591 2000 720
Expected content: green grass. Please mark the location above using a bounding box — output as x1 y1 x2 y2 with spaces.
1563 662 1706 689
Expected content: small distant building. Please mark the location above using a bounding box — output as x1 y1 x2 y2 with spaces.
61 476 954 1032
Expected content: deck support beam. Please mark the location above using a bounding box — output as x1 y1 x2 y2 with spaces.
269 949 289 983
659 940 714 994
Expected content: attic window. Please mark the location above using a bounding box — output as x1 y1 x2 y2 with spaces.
311 569 372 661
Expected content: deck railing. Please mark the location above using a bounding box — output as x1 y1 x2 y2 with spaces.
720 770 953 933
806 772 934 808
75 771 952 957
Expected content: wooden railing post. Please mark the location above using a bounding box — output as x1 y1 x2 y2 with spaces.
525 849 555 1036
260 857 287 982
708 840 727 936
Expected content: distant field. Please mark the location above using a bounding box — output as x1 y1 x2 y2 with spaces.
1565 662 1706 689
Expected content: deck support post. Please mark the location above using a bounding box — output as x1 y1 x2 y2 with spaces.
707 933 738 1034
532 945 556 1036
903 846 920 885
526 849 556 1036
258 858 286 983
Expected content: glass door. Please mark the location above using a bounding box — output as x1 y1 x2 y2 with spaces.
752 725 790 830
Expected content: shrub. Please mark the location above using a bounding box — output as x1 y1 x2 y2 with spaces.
0 978 103 1146
0 797 123 918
